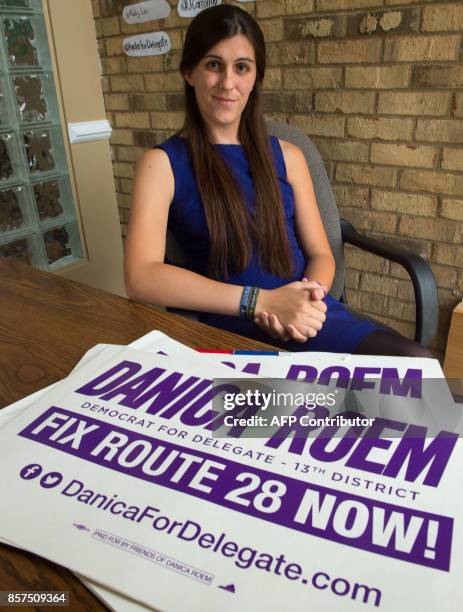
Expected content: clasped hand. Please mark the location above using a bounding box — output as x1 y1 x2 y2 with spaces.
254 281 327 343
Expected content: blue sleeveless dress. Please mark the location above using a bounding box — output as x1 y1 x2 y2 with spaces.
156 135 381 353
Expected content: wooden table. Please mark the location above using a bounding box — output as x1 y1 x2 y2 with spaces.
0 259 275 611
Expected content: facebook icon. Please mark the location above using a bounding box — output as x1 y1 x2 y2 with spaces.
20 464 43 480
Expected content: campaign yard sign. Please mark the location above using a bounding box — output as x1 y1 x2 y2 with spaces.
0 343 461 612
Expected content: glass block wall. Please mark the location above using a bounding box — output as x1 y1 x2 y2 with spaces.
0 0 83 269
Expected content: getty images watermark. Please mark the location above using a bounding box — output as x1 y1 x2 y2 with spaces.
222 388 373 429
211 377 462 439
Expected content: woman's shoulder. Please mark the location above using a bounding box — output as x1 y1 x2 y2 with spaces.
276 139 307 180
132 149 174 209
277 138 304 162
279 137 309 172
138 134 190 173
136 146 171 175
135 136 183 182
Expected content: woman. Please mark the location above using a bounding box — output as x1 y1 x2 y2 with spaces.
125 4 431 358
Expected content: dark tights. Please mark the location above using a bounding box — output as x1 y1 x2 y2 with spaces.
354 330 434 358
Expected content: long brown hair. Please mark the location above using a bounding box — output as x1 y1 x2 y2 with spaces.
179 4 294 279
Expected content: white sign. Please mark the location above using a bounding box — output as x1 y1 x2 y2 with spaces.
123 0 171 23
122 31 171 56
0 337 461 612
177 0 222 19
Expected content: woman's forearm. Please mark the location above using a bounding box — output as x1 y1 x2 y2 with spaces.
124 260 330 325
303 253 335 291
125 261 244 316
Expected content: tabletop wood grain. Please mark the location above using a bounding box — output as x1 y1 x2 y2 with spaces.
0 259 276 611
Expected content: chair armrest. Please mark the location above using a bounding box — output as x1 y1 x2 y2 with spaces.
340 218 438 346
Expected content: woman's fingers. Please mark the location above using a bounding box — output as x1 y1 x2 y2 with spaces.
254 312 273 336
256 307 325 340
298 305 326 327
285 324 309 343
310 300 328 315
301 278 328 295
310 288 326 301
306 315 326 331
255 312 288 341
294 323 320 338
269 314 289 341
301 279 328 302
298 280 325 292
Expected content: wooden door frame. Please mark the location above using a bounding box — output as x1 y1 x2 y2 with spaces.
43 0 125 296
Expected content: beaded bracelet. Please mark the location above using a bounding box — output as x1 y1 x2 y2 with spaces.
239 285 260 320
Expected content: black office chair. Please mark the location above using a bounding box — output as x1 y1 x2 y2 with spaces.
166 120 438 347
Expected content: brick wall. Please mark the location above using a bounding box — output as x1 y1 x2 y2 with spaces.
92 0 463 357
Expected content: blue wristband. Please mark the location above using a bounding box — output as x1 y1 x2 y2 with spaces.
239 286 252 319
239 286 260 319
